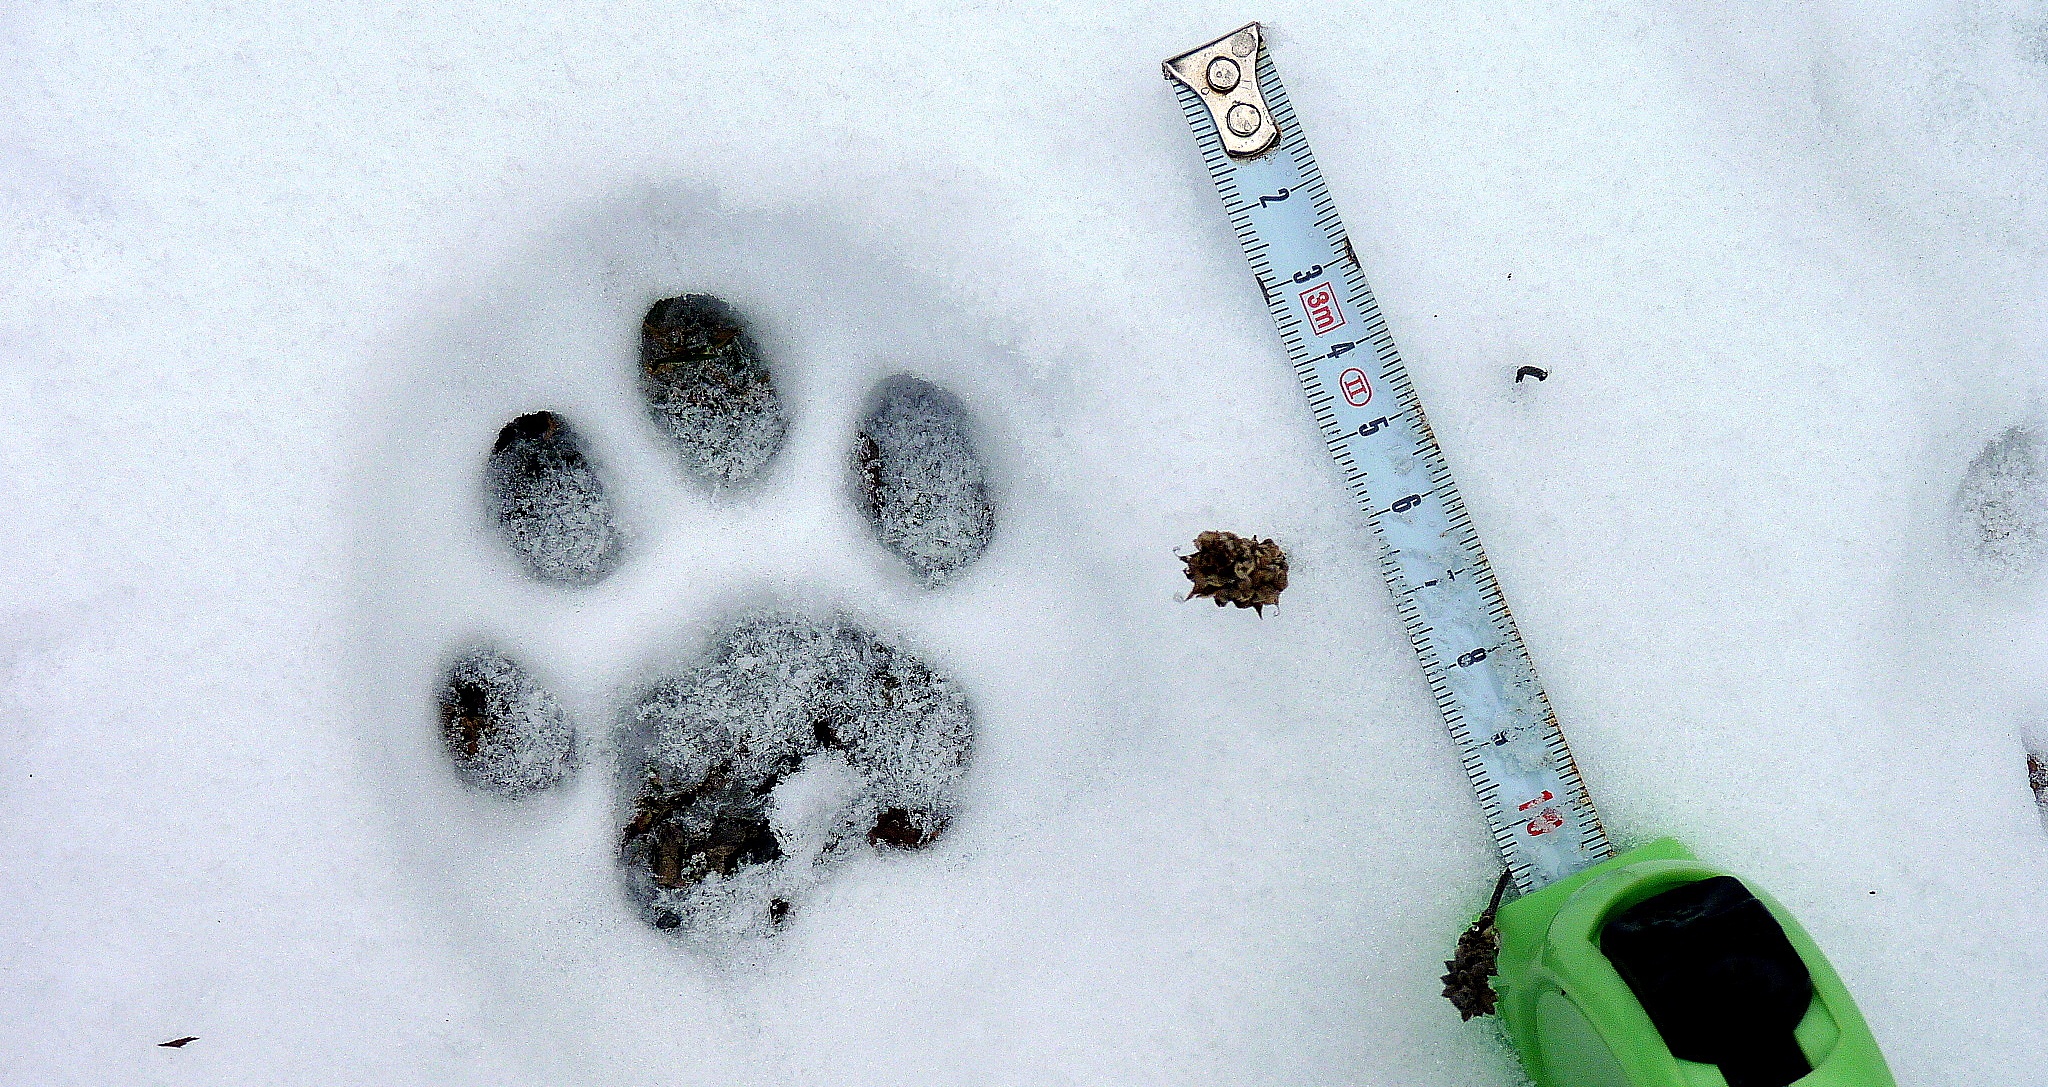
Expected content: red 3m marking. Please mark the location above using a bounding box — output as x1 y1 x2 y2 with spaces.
1525 807 1565 836
1298 282 1345 335
1516 790 1555 812
1339 367 1372 407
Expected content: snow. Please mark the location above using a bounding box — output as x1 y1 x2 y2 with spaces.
4 2 2048 1086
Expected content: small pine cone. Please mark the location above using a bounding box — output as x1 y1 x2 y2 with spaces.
1442 870 1513 1021
1180 531 1289 615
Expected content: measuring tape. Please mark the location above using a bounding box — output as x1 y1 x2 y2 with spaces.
1165 25 1895 1087
1164 24 1607 893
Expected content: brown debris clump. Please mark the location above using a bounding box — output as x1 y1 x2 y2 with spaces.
443 674 490 760
622 769 783 893
2029 752 2047 808
1442 870 1513 1021
868 806 947 849
1181 531 1289 614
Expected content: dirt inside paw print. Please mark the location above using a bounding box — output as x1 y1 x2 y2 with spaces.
621 615 972 937
438 648 576 796
867 806 947 849
625 769 783 892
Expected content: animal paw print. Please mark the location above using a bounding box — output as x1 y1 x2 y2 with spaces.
1954 423 2047 579
438 292 995 940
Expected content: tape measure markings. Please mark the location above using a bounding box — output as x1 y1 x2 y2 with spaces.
1167 24 1612 891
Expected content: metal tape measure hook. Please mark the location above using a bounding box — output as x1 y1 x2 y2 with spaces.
1164 23 1281 158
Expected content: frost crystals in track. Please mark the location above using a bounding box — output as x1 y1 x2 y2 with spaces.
439 648 577 796
855 375 996 587
487 411 623 584
622 614 973 937
1955 424 2048 579
640 294 788 488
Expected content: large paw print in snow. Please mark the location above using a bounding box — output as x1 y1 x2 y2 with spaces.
359 195 1019 948
460 294 989 936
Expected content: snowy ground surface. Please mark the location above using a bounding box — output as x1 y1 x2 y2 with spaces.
7 3 2048 1085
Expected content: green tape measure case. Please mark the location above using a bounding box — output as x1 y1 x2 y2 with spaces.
1495 840 1893 1087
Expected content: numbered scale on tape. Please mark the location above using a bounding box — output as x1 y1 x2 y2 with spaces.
1165 24 1606 892
1164 24 1895 1087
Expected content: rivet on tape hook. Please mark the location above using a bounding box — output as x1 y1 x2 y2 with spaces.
1163 23 1279 159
